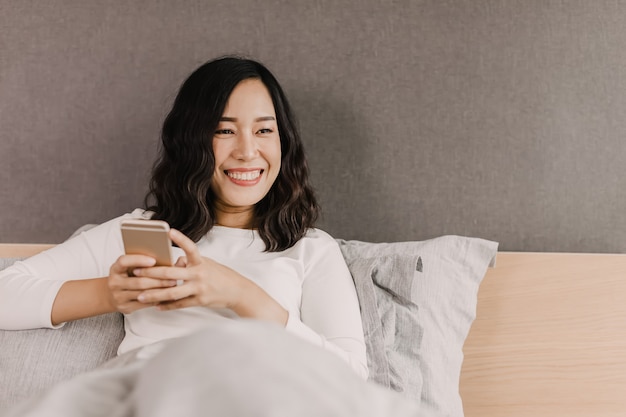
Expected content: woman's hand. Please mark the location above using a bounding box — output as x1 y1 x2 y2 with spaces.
131 229 288 325
107 254 178 314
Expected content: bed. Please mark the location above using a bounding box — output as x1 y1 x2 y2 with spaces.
2 242 625 416
2 3 626 416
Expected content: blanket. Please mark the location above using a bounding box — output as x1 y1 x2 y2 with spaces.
4 320 437 417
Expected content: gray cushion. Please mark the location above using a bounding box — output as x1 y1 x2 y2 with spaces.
344 253 423 402
0 258 125 411
338 235 498 417
0 257 23 271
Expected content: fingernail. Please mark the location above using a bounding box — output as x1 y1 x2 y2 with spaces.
137 294 145 302
133 269 141 276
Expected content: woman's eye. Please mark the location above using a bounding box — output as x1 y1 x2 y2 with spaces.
215 129 234 135
257 128 274 134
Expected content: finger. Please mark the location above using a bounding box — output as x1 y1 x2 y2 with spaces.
169 229 203 265
122 277 178 291
109 270 167 293
111 254 156 274
174 256 188 267
137 285 194 304
132 265 190 281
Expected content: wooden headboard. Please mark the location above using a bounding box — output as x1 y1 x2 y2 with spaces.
2 245 625 415
460 252 626 417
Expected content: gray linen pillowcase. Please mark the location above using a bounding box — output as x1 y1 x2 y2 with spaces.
344 253 424 403
338 235 498 417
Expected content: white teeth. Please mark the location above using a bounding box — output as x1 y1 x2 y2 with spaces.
227 170 261 181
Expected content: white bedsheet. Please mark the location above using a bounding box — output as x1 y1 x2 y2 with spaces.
5 320 437 417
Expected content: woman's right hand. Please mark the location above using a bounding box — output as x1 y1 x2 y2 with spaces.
107 255 179 314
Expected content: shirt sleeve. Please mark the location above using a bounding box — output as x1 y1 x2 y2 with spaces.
0 213 133 330
284 231 369 380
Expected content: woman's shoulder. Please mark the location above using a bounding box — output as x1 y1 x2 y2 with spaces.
303 227 336 241
298 228 342 250
294 228 349 269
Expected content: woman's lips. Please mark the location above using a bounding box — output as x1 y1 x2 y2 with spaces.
224 169 263 185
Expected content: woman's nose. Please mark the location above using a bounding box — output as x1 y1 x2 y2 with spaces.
232 131 258 160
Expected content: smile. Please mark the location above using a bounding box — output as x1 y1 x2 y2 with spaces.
225 169 263 181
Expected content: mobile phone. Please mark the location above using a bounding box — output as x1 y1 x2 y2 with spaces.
120 219 173 266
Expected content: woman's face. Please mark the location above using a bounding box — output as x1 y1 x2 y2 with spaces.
210 78 281 227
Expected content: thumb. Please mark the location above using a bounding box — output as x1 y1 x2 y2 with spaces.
169 229 203 265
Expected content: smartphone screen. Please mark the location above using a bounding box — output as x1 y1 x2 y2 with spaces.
120 219 173 266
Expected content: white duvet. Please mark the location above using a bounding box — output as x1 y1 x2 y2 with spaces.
5 320 436 417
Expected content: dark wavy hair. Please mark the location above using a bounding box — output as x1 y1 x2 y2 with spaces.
144 56 320 252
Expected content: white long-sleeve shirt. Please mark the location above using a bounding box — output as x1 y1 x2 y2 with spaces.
0 209 368 378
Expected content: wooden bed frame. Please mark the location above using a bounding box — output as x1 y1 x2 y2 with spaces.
2 245 625 416
461 252 626 417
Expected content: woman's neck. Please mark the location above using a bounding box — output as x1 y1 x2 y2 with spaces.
214 208 255 229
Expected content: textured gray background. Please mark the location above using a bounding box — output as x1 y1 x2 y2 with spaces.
1 1 624 252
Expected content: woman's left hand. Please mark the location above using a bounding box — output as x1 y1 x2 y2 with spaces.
132 229 288 325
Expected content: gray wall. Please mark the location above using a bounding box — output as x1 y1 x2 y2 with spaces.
1 1 624 253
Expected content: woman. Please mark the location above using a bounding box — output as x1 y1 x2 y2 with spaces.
0 56 368 379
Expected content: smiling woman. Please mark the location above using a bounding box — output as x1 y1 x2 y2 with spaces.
0 57 369 402
210 79 282 229
146 57 319 250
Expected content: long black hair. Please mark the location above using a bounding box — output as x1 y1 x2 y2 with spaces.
144 56 320 251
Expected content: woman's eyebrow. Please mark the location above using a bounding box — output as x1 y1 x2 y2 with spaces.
219 116 276 122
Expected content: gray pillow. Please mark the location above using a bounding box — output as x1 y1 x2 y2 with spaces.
0 258 125 411
343 253 424 403
0 257 23 271
338 235 498 417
